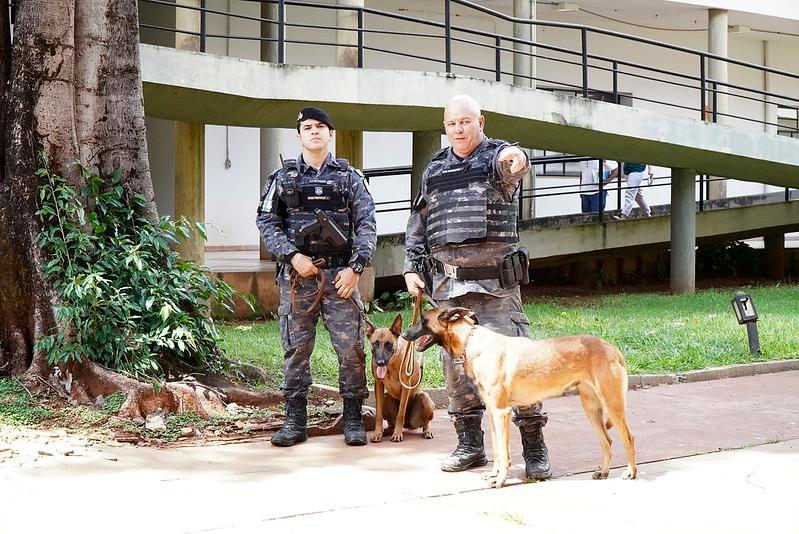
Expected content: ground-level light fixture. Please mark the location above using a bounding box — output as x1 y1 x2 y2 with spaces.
731 292 760 355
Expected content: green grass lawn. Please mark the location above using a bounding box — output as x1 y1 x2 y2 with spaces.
218 284 799 389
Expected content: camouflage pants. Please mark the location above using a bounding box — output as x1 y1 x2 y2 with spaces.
276 268 367 400
439 290 548 428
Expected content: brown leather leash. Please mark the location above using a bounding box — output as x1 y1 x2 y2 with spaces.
399 293 424 390
290 258 327 315
290 258 376 331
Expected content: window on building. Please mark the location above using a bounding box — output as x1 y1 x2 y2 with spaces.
777 106 798 139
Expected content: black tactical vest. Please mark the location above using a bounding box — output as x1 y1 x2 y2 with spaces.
278 158 353 256
425 141 518 250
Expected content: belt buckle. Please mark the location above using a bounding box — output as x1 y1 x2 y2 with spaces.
442 263 458 278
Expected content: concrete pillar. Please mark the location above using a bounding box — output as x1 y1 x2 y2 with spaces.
670 168 696 294
707 9 728 199
411 130 441 201
260 1 280 259
175 122 205 263
335 0 363 169
764 234 786 280
514 0 536 219
175 0 205 264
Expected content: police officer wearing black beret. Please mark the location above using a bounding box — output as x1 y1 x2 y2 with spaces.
257 107 377 447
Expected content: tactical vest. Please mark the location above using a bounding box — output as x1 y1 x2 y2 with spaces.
425 141 518 249
279 158 353 257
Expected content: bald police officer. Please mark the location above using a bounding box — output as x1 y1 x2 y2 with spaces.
257 107 377 447
404 95 551 479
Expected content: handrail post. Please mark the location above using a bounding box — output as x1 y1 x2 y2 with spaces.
598 159 605 222
445 0 452 73
699 174 705 212
699 54 706 120
495 35 501 82
199 0 206 52
278 0 285 64
612 60 618 104
580 28 588 98
357 8 364 68
712 81 718 122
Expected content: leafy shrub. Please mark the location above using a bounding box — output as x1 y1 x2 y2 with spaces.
696 240 765 276
34 154 243 379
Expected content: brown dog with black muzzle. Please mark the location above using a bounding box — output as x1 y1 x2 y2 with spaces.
366 314 435 443
404 307 637 487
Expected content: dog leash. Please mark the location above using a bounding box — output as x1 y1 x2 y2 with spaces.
289 258 327 315
399 293 424 390
290 258 376 330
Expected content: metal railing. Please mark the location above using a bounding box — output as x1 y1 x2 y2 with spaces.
364 156 793 224
139 0 799 134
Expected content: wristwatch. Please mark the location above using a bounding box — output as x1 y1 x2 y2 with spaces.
349 261 365 274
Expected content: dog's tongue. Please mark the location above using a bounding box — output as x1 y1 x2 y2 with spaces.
376 365 387 379
416 335 433 352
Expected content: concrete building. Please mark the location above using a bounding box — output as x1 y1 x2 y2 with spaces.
137 0 799 310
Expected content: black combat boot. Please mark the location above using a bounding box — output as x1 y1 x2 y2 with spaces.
440 415 488 472
271 397 308 447
342 398 367 446
519 423 552 480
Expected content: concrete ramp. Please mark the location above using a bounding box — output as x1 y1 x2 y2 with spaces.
141 44 799 187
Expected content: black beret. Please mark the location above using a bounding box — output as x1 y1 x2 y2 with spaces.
296 107 334 131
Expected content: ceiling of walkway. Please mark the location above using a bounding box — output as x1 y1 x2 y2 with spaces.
473 0 799 43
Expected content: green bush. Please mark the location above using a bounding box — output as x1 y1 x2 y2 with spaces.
34 154 244 380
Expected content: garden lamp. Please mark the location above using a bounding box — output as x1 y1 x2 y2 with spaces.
731 293 760 354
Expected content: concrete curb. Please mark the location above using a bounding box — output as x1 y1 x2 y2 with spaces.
311 358 799 408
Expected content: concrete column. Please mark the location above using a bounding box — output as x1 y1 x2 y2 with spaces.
513 0 537 219
670 168 696 294
764 234 786 280
175 0 205 264
335 0 363 169
707 9 728 199
411 130 441 202
175 122 205 263
260 2 280 259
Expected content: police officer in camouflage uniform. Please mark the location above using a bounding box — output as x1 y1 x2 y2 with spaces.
257 107 377 447
404 95 551 479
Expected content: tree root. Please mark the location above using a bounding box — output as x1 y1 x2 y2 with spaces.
46 360 283 420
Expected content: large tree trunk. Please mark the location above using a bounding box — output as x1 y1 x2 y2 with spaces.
0 0 278 416
0 0 156 378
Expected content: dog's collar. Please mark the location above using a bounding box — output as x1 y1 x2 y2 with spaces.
451 325 477 365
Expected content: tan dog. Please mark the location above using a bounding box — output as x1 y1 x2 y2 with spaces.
366 314 435 442
405 307 637 487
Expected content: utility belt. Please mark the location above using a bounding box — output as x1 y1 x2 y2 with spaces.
419 247 530 289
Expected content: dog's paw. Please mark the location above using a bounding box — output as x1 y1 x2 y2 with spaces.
592 469 609 480
423 429 433 439
622 467 637 480
390 429 404 442
371 432 383 443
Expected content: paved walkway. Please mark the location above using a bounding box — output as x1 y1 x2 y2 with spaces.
2 370 799 533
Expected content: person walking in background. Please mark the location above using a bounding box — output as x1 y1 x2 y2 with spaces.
579 159 616 213
614 162 653 219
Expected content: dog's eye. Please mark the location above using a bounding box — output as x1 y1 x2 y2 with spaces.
385 342 393 353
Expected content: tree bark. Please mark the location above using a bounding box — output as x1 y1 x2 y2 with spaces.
0 0 155 380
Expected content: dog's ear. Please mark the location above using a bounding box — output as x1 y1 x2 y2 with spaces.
389 313 403 337
437 307 474 324
365 320 375 338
